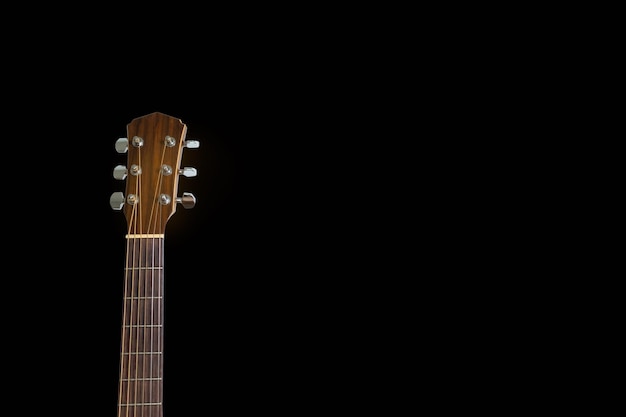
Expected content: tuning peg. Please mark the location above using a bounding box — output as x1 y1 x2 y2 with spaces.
184 139 200 149
177 192 196 209
115 138 129 153
113 165 128 180
179 167 197 177
110 191 125 210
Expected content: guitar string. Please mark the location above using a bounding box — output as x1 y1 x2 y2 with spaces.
119 217 127 417
119 204 137 417
134 149 143 417
121 199 139 417
145 143 169 416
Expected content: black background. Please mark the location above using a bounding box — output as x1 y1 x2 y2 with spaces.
3 43 387 415
0 6 411 412
0 5 579 414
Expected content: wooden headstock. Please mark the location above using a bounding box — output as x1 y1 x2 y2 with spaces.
110 112 198 235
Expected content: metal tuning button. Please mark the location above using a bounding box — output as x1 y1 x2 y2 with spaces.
115 138 129 153
177 192 196 209
179 167 198 177
184 139 200 149
113 165 128 180
110 192 125 210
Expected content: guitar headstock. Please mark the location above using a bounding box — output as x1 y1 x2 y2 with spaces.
110 112 199 235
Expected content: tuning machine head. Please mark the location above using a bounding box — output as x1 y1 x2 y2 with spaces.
177 192 196 209
110 191 125 210
115 138 128 153
184 139 200 149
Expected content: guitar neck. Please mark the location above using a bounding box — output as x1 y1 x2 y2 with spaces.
117 235 165 416
111 112 199 415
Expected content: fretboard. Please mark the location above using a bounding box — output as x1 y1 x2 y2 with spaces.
117 236 165 417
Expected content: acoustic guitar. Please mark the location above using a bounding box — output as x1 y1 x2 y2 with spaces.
110 112 199 416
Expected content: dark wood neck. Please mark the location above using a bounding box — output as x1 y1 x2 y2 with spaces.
117 235 165 417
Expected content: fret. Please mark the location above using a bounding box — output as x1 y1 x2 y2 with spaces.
125 264 164 269
118 358 162 383
124 296 163 300
120 322 162 342
123 291 162 300
125 266 164 270
119 403 162 406
123 275 163 298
